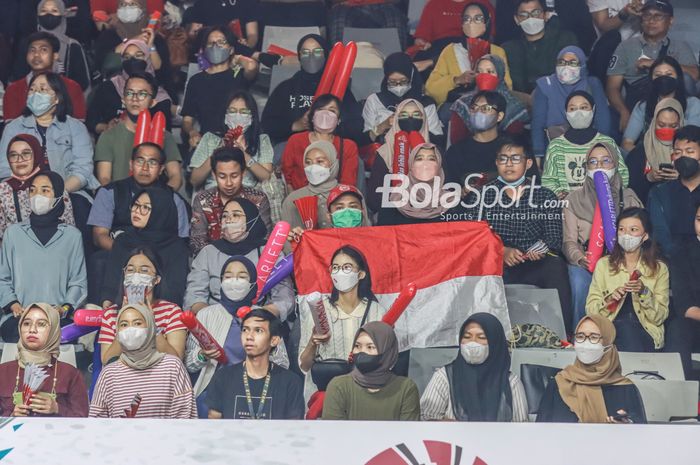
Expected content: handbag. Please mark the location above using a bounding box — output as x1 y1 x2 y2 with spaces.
509 323 563 349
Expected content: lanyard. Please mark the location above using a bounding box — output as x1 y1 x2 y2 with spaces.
242 362 272 419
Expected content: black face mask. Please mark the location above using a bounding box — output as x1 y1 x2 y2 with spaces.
38 14 62 31
398 116 423 132
122 58 148 76
674 156 700 179
652 75 678 96
353 352 382 374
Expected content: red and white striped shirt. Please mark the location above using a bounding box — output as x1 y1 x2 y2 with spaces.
98 300 186 345
89 355 196 419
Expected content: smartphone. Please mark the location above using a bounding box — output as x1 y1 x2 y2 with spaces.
612 412 631 423
659 163 674 171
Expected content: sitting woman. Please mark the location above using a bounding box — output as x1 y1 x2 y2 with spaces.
90 303 196 418
586 208 669 352
185 256 289 417
281 94 359 192
282 141 340 231
420 312 528 421
362 52 442 146
542 91 628 197
101 187 189 307
0 172 87 342
450 54 529 145
0 134 74 240
0 303 88 417
627 98 684 205
531 46 611 159
99 247 187 364
563 143 642 328
322 321 420 420
184 197 294 320
537 314 647 423
377 143 451 226
298 246 386 398
622 57 700 153
426 2 511 108
366 99 431 212
87 38 172 136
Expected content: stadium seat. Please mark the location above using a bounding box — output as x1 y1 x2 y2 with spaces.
269 64 383 102
342 28 402 57
0 342 78 368
262 26 321 60
407 0 428 33
505 286 566 340
519 363 559 415
408 346 459 394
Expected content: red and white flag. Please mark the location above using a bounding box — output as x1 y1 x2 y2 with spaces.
292 221 511 350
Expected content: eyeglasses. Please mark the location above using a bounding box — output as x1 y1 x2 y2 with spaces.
124 90 151 101
556 59 580 67
125 265 154 274
641 13 669 23
329 263 358 274
221 211 245 221
387 79 409 87
516 8 543 20
462 14 486 24
587 158 614 168
470 104 498 113
574 332 603 344
8 150 33 163
207 39 229 48
299 48 324 58
226 108 252 115
21 319 50 330
496 154 524 165
398 111 423 119
131 202 152 215
133 157 160 169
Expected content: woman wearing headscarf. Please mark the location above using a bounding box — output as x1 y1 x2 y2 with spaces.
101 187 189 307
0 172 87 343
542 91 628 197
532 46 610 159
426 2 512 107
367 99 431 213
627 98 684 205
322 321 420 420
0 303 88 417
537 314 646 423
362 53 443 145
563 143 642 328
421 313 528 421
0 134 74 240
282 141 340 231
90 303 197 418
450 54 529 144
261 34 362 145
87 38 172 135
184 256 290 417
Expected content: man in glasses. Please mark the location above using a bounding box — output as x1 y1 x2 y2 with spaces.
607 0 698 131
94 72 183 191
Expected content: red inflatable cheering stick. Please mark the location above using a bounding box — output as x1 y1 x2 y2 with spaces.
147 11 161 30
606 270 641 312
133 110 167 148
330 41 357 101
180 311 228 365
382 283 418 327
253 222 291 304
315 42 345 98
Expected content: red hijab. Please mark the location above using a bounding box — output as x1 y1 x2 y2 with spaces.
5 134 50 191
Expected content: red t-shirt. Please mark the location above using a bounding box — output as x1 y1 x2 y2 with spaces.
415 0 495 43
90 0 164 15
3 75 87 121
281 132 359 191
98 300 186 345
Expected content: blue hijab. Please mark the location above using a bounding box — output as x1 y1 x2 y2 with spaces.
536 46 591 127
219 255 258 315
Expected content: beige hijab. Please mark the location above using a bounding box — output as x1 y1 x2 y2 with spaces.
643 97 685 170
393 143 449 220
17 303 61 368
117 303 165 370
377 99 431 172
555 314 633 423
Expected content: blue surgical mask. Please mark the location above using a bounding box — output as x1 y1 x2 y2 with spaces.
497 175 527 187
469 112 497 131
27 92 55 116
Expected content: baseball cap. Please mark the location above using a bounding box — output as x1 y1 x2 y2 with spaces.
326 184 363 209
641 0 674 16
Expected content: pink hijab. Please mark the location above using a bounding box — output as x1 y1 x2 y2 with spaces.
110 39 170 104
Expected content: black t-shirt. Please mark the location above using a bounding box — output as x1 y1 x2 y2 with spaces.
443 136 505 186
181 69 248 135
206 362 305 420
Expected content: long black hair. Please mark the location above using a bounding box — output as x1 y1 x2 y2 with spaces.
23 72 72 122
329 245 377 305
222 90 261 156
644 56 687 126
114 247 166 306
462 1 492 40
308 93 342 134
608 208 662 277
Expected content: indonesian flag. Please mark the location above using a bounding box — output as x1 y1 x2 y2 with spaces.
292 222 511 350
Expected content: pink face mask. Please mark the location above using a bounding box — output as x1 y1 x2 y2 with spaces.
411 159 439 182
313 110 338 134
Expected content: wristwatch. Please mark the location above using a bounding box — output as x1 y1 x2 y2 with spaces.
246 158 256 168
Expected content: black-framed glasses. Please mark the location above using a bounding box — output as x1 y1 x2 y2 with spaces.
8 150 33 163
574 332 603 344
207 39 230 48
516 8 543 20
131 202 152 215
329 263 357 274
462 14 486 24
387 79 410 87
124 90 151 101
133 157 160 169
496 154 524 165
469 104 498 113
556 59 580 67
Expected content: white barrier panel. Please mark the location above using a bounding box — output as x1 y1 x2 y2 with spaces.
0 418 697 464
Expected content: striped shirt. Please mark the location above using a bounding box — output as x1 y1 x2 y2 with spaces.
419 367 529 422
98 300 186 345
89 355 196 419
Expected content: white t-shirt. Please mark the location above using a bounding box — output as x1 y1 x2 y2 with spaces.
587 0 640 40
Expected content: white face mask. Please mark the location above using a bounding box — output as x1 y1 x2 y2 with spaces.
222 220 248 243
225 113 252 130
221 277 253 301
123 272 155 304
29 195 58 215
618 233 644 252
586 168 616 180
566 109 594 129
117 5 143 23
575 340 606 365
388 84 410 98
556 65 581 85
118 326 149 350
304 164 331 186
331 270 359 292
460 341 489 365
519 17 545 35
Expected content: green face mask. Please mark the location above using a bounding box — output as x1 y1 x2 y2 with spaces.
331 208 363 228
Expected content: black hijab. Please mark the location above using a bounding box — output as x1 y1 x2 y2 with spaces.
291 33 329 94
563 90 598 145
29 171 65 246
212 197 268 256
446 312 513 421
377 52 433 111
120 186 180 250
219 255 258 316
